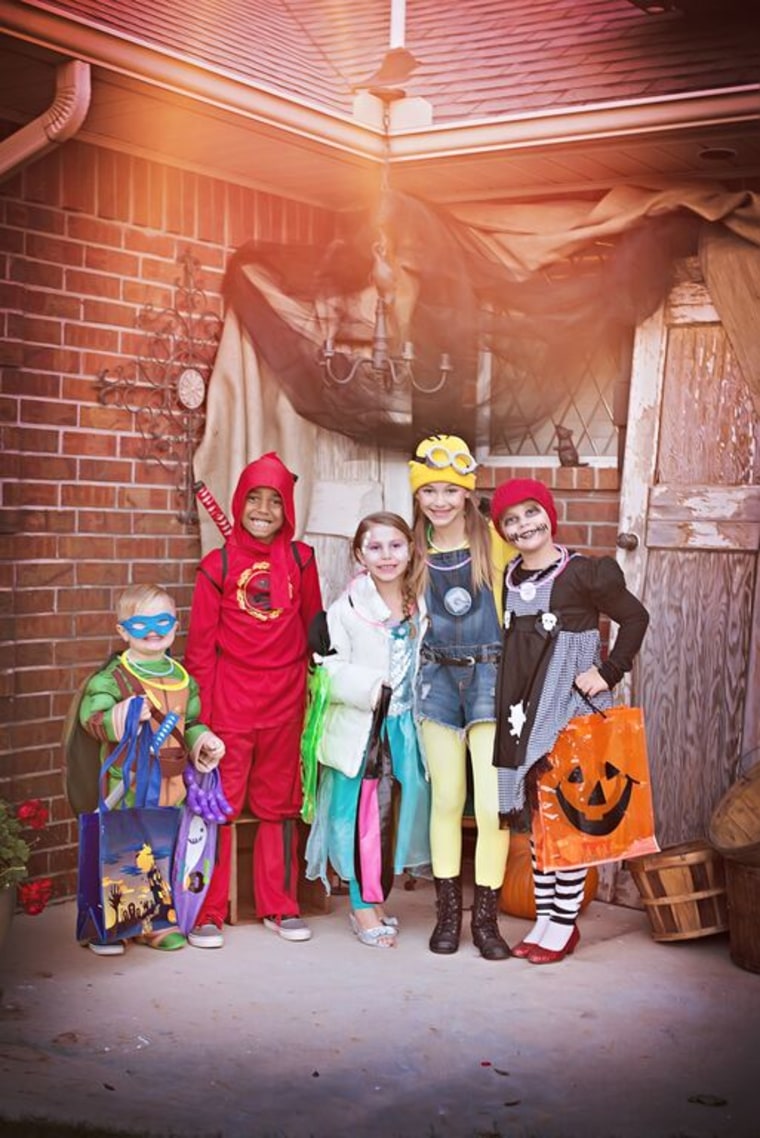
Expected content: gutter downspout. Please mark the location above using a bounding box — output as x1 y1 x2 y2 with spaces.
0 58 91 181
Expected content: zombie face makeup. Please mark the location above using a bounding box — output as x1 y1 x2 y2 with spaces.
498 500 552 552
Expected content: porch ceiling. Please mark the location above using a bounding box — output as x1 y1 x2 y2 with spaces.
1 21 759 211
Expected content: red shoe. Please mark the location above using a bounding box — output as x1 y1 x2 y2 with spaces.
511 939 538 959
526 925 580 965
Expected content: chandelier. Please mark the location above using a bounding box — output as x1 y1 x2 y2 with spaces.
317 91 453 396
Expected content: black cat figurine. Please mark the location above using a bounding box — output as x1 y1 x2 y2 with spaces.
554 424 588 467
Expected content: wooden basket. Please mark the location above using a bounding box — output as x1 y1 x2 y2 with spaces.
709 758 760 867
627 840 728 942
725 860 760 974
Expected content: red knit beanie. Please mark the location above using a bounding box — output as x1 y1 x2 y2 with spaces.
491 478 558 536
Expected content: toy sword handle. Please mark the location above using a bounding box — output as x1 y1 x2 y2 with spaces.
193 480 233 539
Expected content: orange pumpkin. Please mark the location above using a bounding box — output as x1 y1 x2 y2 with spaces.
499 831 598 919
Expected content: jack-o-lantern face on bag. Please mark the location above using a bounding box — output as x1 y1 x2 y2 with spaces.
533 708 659 870
552 753 639 836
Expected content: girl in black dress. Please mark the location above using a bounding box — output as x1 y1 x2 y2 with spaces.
491 478 649 964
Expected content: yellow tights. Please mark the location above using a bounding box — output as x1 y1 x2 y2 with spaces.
421 719 509 889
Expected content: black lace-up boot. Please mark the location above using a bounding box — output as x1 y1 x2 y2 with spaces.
429 876 462 954
471 884 511 960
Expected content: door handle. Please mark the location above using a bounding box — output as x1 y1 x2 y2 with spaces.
616 532 639 551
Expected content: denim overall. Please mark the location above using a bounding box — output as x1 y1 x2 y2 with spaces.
416 548 502 731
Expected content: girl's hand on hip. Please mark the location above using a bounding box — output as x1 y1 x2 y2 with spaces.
573 666 609 699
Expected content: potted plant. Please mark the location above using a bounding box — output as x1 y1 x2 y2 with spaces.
0 798 54 947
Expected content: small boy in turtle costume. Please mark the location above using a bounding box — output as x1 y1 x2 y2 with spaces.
79 583 225 955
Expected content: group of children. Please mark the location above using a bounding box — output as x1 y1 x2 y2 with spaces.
79 434 648 964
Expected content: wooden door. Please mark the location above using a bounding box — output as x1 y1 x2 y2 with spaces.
617 258 760 852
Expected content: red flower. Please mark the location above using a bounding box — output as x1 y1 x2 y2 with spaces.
18 878 54 916
16 799 49 831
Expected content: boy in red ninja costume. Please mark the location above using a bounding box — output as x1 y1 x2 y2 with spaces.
184 453 323 945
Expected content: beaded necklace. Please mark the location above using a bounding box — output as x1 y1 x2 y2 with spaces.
505 544 570 603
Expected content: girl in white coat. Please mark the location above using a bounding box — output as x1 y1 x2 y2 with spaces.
305 512 431 947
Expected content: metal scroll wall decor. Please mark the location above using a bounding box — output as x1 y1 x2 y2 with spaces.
96 250 222 524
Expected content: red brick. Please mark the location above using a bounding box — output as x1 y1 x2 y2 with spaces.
133 461 174 486
15 561 74 587
5 200 65 234
20 399 78 426
97 149 131 221
3 481 59 507
65 268 121 300
133 512 184 539
64 324 120 351
23 345 81 374
26 232 85 268
61 431 118 458
0 226 24 252
66 215 123 247
124 228 175 258
11 314 62 344
58 535 115 559
16 612 74 639
28 508 74 534
131 155 165 230
85 246 139 277
13 588 54 613
118 485 170 511
113 535 166 560
131 562 178 583
0 396 17 423
198 177 227 244
82 298 138 327
57 585 113 612
122 280 173 309
3 426 61 454
25 148 62 205
57 634 113 662
18 454 77 481
76 560 131 586
24 288 81 319
167 535 202 561
61 484 117 509
78 405 134 434
0 280 25 310
566 498 618 522
15 641 50 667
2 371 60 397
60 139 97 214
0 340 23 366
76 508 129 532
9 257 64 289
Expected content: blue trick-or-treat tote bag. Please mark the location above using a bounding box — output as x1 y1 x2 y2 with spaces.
76 698 181 944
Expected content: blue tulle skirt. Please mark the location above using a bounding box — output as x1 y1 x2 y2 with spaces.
305 710 431 893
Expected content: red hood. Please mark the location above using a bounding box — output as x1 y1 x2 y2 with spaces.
231 452 297 551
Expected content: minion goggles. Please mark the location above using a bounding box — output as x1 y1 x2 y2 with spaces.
411 443 478 476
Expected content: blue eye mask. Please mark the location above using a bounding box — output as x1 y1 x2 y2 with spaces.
120 612 177 638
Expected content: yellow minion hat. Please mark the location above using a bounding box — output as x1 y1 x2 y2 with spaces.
409 434 478 493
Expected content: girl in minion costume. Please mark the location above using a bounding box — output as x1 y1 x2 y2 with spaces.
408 435 516 959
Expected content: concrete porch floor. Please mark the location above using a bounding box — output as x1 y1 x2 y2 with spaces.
0 877 758 1138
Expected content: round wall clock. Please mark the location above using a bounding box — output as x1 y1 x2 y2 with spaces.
177 366 206 410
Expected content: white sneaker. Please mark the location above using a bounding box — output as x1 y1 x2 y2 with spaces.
188 923 224 949
262 916 312 942
88 939 125 956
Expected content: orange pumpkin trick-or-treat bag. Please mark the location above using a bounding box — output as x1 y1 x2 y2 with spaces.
532 706 659 871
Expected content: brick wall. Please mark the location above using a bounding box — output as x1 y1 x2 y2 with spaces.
0 137 623 905
0 136 334 903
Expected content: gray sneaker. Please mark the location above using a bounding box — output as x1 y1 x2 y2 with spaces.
262 916 312 942
188 923 224 949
